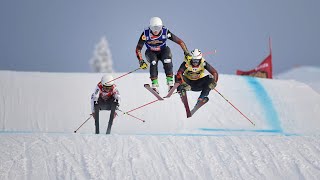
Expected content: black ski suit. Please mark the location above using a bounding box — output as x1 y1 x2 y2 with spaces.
93 97 117 134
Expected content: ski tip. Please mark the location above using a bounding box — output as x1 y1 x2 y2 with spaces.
144 84 150 87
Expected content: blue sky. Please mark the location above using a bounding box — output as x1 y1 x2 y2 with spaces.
1 0 319 74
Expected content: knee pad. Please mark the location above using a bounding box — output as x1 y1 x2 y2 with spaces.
163 59 172 63
151 60 157 65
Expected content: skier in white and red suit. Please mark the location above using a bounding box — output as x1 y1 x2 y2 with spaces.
90 75 120 134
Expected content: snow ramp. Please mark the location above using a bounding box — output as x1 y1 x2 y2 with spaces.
0 71 319 135
1 71 320 179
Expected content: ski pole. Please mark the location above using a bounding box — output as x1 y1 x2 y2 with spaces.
214 88 256 126
125 91 179 114
74 114 93 133
202 49 217 56
107 67 141 83
126 99 160 113
117 109 145 122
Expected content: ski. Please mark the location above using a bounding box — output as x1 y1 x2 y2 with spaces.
179 90 191 118
164 82 180 98
144 84 164 100
191 97 209 116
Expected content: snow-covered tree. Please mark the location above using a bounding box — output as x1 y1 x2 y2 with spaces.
90 36 114 73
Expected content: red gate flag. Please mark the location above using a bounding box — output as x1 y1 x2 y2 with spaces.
236 38 273 79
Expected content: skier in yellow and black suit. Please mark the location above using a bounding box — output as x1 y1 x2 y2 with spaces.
175 49 219 106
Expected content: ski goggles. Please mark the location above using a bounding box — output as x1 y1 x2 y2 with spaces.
102 85 113 91
191 58 201 64
150 25 162 33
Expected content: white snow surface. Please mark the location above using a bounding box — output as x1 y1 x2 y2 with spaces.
276 66 320 94
1 70 320 180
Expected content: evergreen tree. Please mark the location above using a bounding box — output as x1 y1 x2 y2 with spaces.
90 36 114 73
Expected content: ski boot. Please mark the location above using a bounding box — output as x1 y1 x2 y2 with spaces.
166 76 174 92
195 96 206 107
152 79 159 94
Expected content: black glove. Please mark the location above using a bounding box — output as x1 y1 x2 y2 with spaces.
139 60 148 69
114 99 120 109
209 81 217 89
181 82 191 91
91 112 96 119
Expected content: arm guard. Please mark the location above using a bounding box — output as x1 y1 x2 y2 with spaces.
90 85 100 113
135 32 145 61
205 62 219 83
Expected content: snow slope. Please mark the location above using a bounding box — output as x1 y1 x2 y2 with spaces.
1 70 320 179
276 66 320 94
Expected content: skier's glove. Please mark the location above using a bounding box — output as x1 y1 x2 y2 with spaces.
209 81 217 89
184 52 192 62
139 60 148 70
91 112 95 119
114 99 120 109
181 82 191 91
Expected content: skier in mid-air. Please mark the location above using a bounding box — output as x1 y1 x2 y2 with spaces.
90 75 121 134
135 17 190 93
175 49 219 117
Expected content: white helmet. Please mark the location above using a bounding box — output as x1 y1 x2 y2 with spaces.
101 74 114 87
149 17 163 33
190 49 203 66
191 49 203 59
